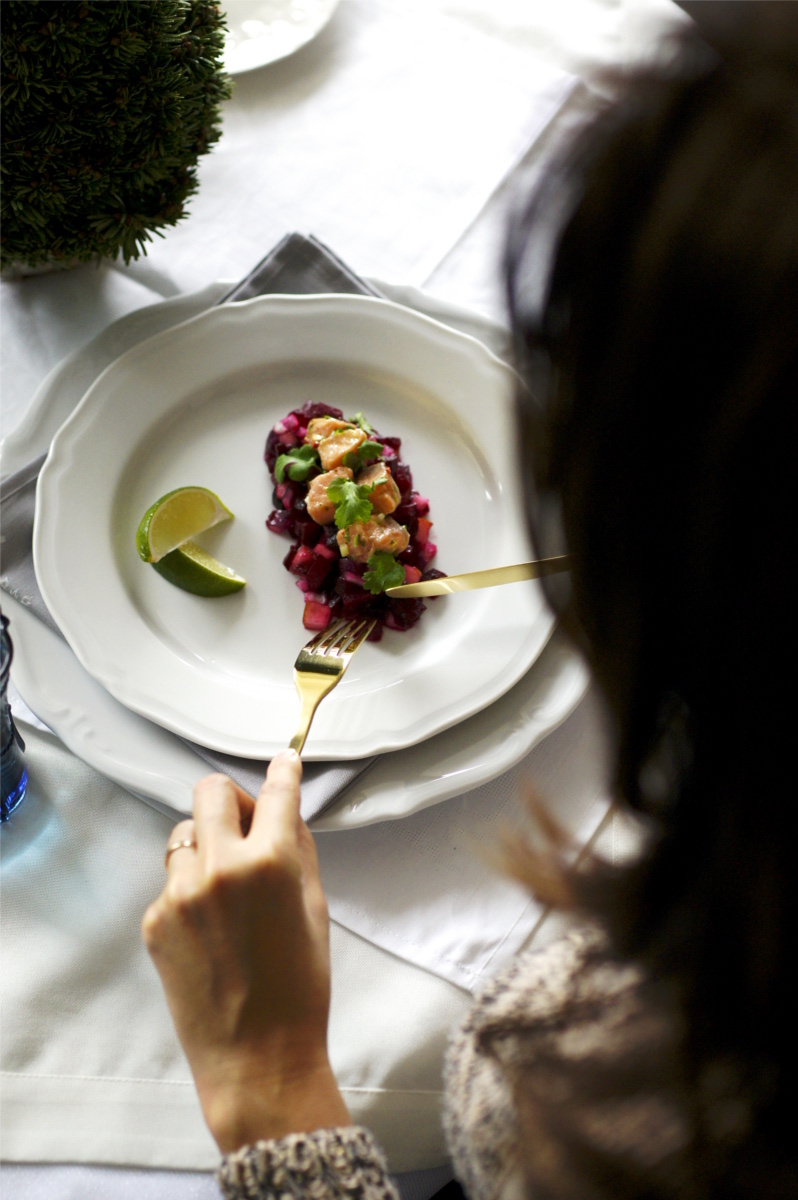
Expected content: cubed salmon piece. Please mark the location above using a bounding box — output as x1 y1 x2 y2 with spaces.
318 426 367 471
337 517 410 563
305 417 356 447
306 467 353 525
356 462 401 515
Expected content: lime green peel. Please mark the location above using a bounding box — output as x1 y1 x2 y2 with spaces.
152 541 246 597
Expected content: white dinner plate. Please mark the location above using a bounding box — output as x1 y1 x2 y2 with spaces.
222 0 340 74
4 281 586 828
34 295 555 760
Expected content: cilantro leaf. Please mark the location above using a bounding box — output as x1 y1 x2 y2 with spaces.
342 439 384 472
326 478 373 529
275 444 320 483
363 552 406 595
349 411 374 434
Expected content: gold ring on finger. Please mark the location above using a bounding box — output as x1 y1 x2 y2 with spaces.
164 837 197 868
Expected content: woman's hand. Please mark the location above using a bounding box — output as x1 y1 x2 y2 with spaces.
141 751 351 1152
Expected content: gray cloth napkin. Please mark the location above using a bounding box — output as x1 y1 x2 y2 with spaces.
0 234 386 820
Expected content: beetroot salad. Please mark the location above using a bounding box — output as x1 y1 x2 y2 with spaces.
265 401 444 639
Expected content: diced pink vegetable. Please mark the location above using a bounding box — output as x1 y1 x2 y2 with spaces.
403 565 422 584
296 578 309 592
414 495 430 516
283 413 300 432
314 541 337 561
289 544 315 575
421 541 437 564
303 601 331 631
416 517 433 545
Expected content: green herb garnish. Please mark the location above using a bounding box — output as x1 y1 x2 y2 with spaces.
275 444 321 483
363 552 406 595
342 439 383 472
350 411 374 434
326 478 374 529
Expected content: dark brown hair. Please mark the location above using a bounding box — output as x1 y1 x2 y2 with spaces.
504 18 797 1197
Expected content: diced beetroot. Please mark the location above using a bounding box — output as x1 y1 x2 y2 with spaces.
341 568 365 588
413 494 430 516
265 429 282 470
297 401 343 422
385 598 426 629
282 413 300 432
280 432 298 449
366 623 384 643
296 578 309 592
403 565 422 584
267 509 293 535
275 483 287 501
422 567 446 582
305 553 334 592
421 541 437 564
393 498 418 537
283 542 298 569
416 517 433 545
398 544 422 569
381 443 397 461
314 541 337 561
295 516 322 546
279 484 310 513
392 462 413 495
289 544 315 576
382 436 402 453
303 601 331 631
342 590 374 617
323 525 340 552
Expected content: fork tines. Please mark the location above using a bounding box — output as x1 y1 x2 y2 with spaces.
302 616 375 660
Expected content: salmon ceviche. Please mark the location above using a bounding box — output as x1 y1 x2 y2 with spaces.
265 402 444 638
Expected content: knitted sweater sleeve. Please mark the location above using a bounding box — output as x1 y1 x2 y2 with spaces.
216 1126 400 1200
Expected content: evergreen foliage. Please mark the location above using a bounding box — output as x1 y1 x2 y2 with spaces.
1 1 231 270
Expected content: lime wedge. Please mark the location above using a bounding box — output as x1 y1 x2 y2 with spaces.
136 486 234 563
152 541 246 597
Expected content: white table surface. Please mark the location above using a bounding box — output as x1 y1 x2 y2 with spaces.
0 2 688 1197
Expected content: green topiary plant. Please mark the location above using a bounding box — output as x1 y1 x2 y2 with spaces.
1 1 231 273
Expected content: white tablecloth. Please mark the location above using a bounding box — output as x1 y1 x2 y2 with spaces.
0 1 688 1195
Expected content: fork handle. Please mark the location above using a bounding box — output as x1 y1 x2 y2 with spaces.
288 670 342 755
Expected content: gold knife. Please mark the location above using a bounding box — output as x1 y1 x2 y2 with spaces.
385 554 572 598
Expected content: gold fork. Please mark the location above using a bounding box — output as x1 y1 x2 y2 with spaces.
288 616 376 755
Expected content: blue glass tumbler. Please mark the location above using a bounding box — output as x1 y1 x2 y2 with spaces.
1 609 28 820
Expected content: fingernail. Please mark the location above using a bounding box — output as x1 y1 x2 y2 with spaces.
276 749 300 762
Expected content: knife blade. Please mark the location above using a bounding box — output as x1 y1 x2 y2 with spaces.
385 554 572 598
